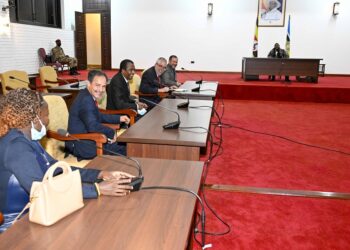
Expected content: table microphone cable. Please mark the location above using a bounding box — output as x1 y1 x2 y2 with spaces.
141 185 212 250
178 126 231 238
220 123 350 157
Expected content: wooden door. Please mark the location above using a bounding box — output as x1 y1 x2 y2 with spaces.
101 12 111 70
75 11 87 70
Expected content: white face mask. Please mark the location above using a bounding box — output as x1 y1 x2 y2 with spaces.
138 108 147 116
31 117 47 140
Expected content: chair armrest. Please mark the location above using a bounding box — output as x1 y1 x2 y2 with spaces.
5 86 15 91
135 91 168 98
102 123 120 130
46 130 107 156
99 108 137 125
33 85 50 91
0 211 3 226
158 92 169 98
45 79 61 86
57 78 77 84
135 91 157 97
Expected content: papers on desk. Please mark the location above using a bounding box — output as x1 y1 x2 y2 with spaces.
173 88 188 92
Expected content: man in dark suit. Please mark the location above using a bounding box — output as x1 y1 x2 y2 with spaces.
107 59 148 114
267 43 290 82
139 57 170 106
66 70 130 160
161 55 181 88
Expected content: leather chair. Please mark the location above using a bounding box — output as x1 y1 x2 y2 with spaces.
39 66 76 92
38 48 67 72
0 70 29 94
41 95 105 167
41 95 136 166
0 70 47 94
129 74 141 98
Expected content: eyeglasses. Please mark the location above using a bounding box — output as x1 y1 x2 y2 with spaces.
156 63 167 69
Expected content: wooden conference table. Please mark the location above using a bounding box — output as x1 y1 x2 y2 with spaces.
47 80 88 98
242 57 322 83
172 80 218 100
118 99 213 161
0 156 204 250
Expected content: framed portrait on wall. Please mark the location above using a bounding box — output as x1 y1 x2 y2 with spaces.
258 0 286 27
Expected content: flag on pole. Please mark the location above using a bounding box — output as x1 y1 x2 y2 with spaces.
285 15 291 56
253 16 258 57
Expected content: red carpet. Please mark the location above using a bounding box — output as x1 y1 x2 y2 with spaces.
194 191 350 250
206 100 350 192
192 99 350 249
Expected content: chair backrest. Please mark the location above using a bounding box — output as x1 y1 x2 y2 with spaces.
39 66 59 90
41 95 69 159
97 93 107 109
0 70 30 94
129 74 141 96
38 48 46 65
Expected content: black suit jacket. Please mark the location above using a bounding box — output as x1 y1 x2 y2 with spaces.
268 48 289 58
139 66 161 104
107 72 137 110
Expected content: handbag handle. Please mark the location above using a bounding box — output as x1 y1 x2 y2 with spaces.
43 161 74 193
43 161 71 180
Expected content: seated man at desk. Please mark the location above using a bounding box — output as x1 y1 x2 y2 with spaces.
139 57 170 106
52 39 79 76
160 55 181 88
267 43 290 82
0 89 133 232
107 59 148 116
67 70 130 160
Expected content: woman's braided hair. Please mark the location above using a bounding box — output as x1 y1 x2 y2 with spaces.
0 88 44 137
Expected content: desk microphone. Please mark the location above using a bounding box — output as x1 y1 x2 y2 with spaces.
9 76 32 86
140 98 181 129
180 67 203 85
56 129 144 191
177 98 190 109
172 95 190 109
70 77 81 88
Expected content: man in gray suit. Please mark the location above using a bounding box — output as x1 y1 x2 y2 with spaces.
161 55 181 88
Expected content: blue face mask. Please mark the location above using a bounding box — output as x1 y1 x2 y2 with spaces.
31 117 47 140
138 108 147 116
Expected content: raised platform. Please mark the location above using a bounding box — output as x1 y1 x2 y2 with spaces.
217 74 350 103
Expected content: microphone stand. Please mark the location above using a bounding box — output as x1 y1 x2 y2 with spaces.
56 129 143 191
140 98 181 129
180 67 203 86
9 76 36 90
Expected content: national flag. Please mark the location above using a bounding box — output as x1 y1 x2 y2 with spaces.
285 15 291 56
253 16 258 57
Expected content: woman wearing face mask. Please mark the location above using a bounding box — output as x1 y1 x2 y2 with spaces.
0 89 134 232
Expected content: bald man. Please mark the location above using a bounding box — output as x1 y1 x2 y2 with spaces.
261 0 282 21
